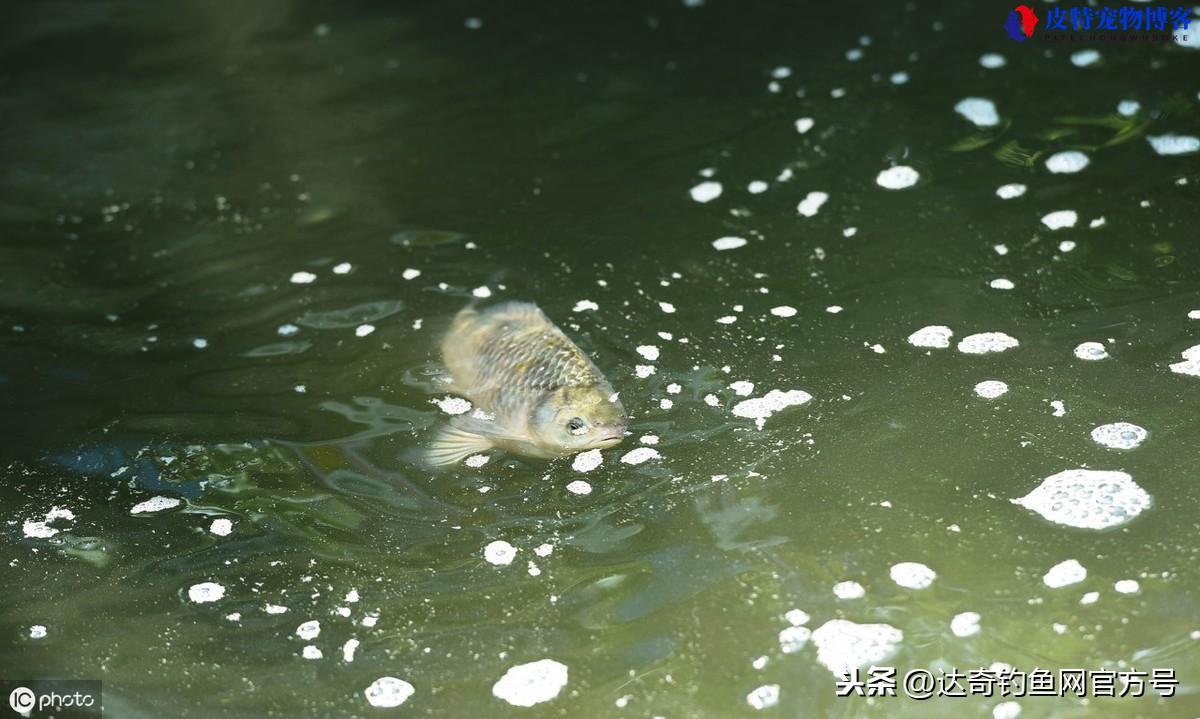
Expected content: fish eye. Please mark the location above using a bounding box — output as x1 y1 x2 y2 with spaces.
566 417 588 435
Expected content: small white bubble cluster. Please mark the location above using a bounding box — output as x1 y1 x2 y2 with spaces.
811 620 903 677
890 562 936 589
1012 469 1151 530
572 449 603 472
1043 559 1087 588
955 97 1000 127
732 389 813 429
364 677 415 708
1045 151 1090 174
797 191 829 217
484 540 517 566
492 659 569 707
1091 422 1147 450
1041 210 1078 230
908 325 953 349
974 380 1008 399
957 332 1018 354
1073 341 1108 361
620 447 660 465
1147 134 1200 156
188 582 226 603
876 166 920 190
713 236 747 251
1169 344 1200 377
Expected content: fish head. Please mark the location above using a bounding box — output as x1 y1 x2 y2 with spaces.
532 384 627 452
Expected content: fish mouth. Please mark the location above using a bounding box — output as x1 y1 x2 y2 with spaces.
596 433 625 446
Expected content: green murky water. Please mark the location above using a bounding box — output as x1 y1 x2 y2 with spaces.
3 1 1200 717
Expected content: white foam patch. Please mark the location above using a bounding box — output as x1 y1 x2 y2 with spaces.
951 612 981 637
1080 591 1099 605
974 380 1008 399
748 180 768 194
464 454 489 468
796 191 829 217
811 620 903 677
209 518 233 536
620 447 660 465
355 324 375 338
1012 469 1151 529
977 51 1006 68
993 701 1022 719
778 625 811 654
995 183 1026 199
658 301 676 314
572 449 603 472
1050 400 1067 417
1070 49 1101 67
636 345 660 361
833 581 865 599
472 286 492 299
295 619 320 640
29 625 47 639
890 562 936 589
265 604 288 614
566 480 592 496
994 244 1008 255
1041 210 1078 230
492 659 568 707
716 315 737 324
1147 134 1200 156
713 236 747 251
342 638 360 662
1043 559 1087 588
484 540 517 566
402 268 421 280
1117 99 1141 117
302 645 323 660
795 117 814 134
364 677 415 708
1091 422 1147 450
957 332 1018 354
433 396 472 415
1169 344 1200 377
1073 341 1108 361
290 271 317 284
22 506 74 538
908 325 953 349
729 380 755 396
1059 240 1077 253
990 278 1015 290
875 165 920 190
732 389 813 429
826 305 843 314
1046 151 1090 174
690 181 723 203
188 582 225 603
954 97 1000 127
131 496 181 514
1190 310 1200 320
572 299 598 312
746 684 780 710
1114 579 1140 594
769 306 797 318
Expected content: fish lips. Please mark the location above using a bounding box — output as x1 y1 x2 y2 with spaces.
594 428 627 447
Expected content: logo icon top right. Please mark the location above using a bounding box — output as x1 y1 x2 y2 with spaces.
1005 5 1040 41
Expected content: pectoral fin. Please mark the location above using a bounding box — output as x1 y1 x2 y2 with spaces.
424 424 495 466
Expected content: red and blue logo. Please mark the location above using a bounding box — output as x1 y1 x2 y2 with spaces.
1004 4 1040 41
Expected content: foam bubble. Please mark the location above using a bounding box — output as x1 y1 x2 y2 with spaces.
572 449 603 472
908 325 953 349
770 306 797 318
492 659 568 707
1117 99 1141 117
572 299 598 312
957 332 1018 354
690 181 723 203
778 625 811 654
209 518 233 536
131 496 181 514
302 645 323 660
484 540 517 566
620 447 660 465
188 582 226 603
713 236 747 251
1058 240 1076 252
785 608 810 626
364 677 415 708
954 97 999 127
464 454 489 468
355 324 375 338
1070 49 1101 67
290 271 317 284
996 183 1026 199
636 345 660 361
990 278 1015 290
797 191 829 217
1012 469 1151 530
746 684 780 710
729 380 755 396
1114 579 1140 595
1147 134 1200 156
29 625 47 639
1169 344 1200 377
1091 422 1147 450
875 165 920 190
811 620 903 676
1043 559 1087 588
732 389 813 429
979 53 1006 69
890 562 936 589
402 268 421 280
833 581 865 599
1073 341 1108 361
566 480 592 496
951 612 981 637
433 396 471 415
826 305 843 314
795 117 814 134
296 619 320 640
1045 151 1089 174
1041 210 1078 230
659 301 676 314
974 380 1008 399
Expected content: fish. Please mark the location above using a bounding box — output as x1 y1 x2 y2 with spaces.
425 301 627 465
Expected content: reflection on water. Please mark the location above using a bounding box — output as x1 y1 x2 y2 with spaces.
2 0 1200 716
